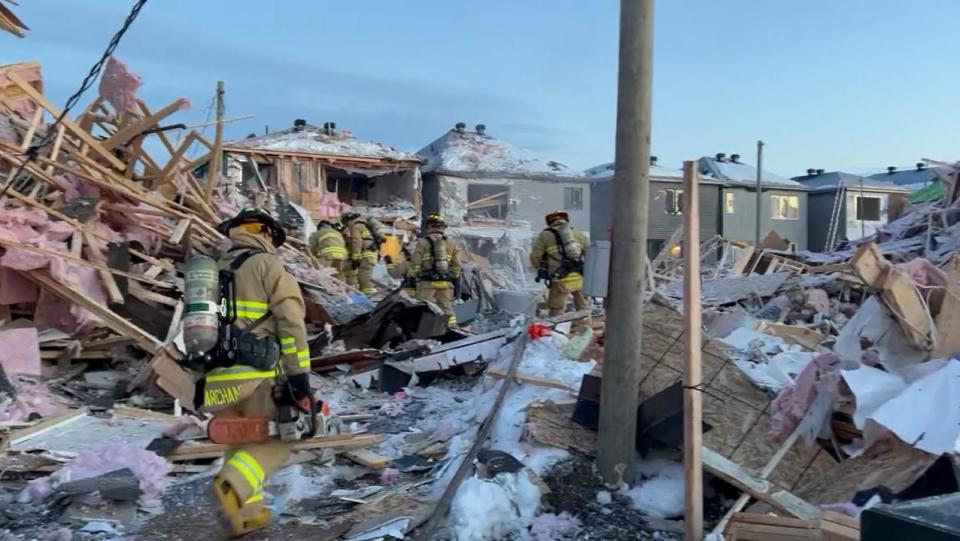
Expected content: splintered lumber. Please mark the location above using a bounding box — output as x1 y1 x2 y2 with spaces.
485 368 577 393
819 511 859 541
702 446 822 520
343 449 391 469
933 254 960 358
851 242 934 351
727 513 820 540
760 323 827 350
167 433 381 462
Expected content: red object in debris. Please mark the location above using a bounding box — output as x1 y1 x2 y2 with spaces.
527 322 552 340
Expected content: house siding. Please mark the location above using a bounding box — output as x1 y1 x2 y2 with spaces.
589 179 720 242
806 192 841 252
722 188 808 249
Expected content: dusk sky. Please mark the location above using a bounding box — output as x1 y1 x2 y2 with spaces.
4 0 958 175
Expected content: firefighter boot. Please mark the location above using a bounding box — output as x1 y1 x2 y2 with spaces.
212 475 272 537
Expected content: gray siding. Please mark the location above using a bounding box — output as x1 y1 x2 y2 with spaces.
807 192 841 252
590 179 720 241
721 188 808 249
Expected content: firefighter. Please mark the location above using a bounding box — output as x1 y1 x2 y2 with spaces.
529 210 589 317
206 208 314 537
409 213 462 325
308 219 347 280
384 239 417 296
342 211 378 296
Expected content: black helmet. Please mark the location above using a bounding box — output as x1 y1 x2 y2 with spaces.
426 212 446 228
217 208 286 247
341 211 361 222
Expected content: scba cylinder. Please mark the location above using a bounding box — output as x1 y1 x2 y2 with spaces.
182 255 220 355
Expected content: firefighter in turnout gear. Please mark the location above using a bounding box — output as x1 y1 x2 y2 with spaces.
308 219 347 280
385 239 417 296
529 210 589 316
342 211 378 295
206 209 314 537
409 213 462 325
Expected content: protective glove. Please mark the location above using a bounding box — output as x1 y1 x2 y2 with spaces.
286 372 312 402
403 276 418 289
536 268 549 282
351 258 361 270
383 255 393 265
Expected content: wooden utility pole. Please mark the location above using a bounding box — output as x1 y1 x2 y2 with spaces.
682 161 703 540
598 0 654 483
205 81 225 200
754 139 764 247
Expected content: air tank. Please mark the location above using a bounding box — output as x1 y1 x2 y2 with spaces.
182 255 220 355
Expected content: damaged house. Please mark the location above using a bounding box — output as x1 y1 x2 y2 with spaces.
210 120 423 223
792 169 911 251
417 123 590 231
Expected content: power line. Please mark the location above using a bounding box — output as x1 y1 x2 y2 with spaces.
0 0 149 200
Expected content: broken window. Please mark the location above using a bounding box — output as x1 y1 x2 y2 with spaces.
665 189 683 215
725 192 735 214
770 194 799 220
564 187 583 211
855 196 882 221
467 184 509 219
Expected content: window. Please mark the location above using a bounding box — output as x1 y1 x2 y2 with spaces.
467 184 509 219
771 194 799 220
564 187 583 210
855 196 882 221
724 192 735 214
665 189 683 215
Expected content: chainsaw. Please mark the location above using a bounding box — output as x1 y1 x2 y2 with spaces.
207 398 342 444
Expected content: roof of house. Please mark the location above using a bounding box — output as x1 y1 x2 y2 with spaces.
697 156 806 190
417 125 585 181
866 166 943 187
585 161 723 184
224 122 421 164
791 171 911 193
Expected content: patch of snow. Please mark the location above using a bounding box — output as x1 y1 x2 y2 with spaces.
450 472 542 541
624 458 685 519
418 128 582 179
529 512 582 541
226 123 419 163
596 490 612 505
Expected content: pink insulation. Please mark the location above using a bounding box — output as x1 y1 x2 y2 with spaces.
19 445 170 506
98 56 142 114
0 328 42 376
897 258 947 288
35 290 81 333
0 267 37 305
770 352 840 438
0 375 70 422
0 116 19 145
805 289 830 315
317 190 343 220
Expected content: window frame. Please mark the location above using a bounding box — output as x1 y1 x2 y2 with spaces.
664 188 683 215
854 195 883 221
563 186 584 211
724 192 735 214
770 194 800 221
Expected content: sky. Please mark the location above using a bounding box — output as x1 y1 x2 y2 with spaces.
4 0 959 176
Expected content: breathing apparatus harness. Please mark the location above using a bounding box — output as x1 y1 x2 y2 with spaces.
535 226 584 286
418 233 453 282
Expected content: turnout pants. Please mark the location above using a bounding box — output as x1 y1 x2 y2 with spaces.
318 257 346 282
213 381 292 516
546 272 588 317
417 281 456 325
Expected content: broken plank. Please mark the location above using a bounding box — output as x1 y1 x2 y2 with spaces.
760 323 826 350
100 98 190 151
5 72 127 170
167 433 381 462
83 232 124 305
343 449 391 469
702 446 821 520
486 368 577 393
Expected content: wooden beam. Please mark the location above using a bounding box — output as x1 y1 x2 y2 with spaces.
82 232 124 305
485 368 578 393
682 161 704 540
205 81 224 199
5 72 127 170
99 98 189 151
168 433 381 462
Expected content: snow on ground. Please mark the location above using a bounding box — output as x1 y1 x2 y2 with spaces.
624 456 686 519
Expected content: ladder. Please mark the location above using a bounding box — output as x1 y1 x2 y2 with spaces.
824 180 846 251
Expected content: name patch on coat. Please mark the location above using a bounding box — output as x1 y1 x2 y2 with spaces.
204 385 242 407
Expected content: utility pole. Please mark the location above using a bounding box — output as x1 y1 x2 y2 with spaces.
754 140 764 247
682 161 703 540
598 0 654 484
205 81 225 200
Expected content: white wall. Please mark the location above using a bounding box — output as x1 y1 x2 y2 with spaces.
845 191 889 241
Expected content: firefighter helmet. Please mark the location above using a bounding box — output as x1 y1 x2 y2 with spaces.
341 210 361 222
545 210 569 225
217 208 286 247
426 212 447 228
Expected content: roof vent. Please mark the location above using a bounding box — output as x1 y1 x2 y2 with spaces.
322 121 336 136
816 169 825 175
730 153 741 164
475 123 487 135
887 166 896 174
246 133 257 139
650 156 658 166
806 168 816 176
454 122 466 133
715 152 726 162
917 162 926 170
293 119 307 132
